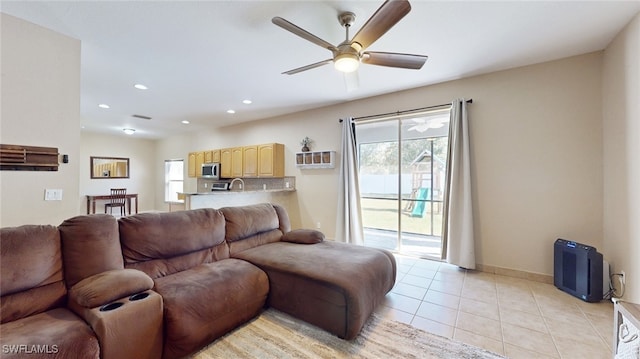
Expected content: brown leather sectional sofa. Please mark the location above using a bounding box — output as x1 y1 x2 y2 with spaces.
0 203 396 359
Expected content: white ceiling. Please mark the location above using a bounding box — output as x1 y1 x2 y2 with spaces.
2 1 639 139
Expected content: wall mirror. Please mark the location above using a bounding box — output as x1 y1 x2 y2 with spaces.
90 156 129 179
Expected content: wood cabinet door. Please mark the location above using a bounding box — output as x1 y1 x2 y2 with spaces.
243 145 258 177
257 144 274 176
188 152 197 177
195 152 205 177
212 150 221 163
231 147 243 177
258 143 284 177
220 148 232 178
204 150 213 163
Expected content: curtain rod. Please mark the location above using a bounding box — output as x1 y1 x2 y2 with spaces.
339 98 473 123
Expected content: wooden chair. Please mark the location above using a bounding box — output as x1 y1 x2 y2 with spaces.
105 188 127 216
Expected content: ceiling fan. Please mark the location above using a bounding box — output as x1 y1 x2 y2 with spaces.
272 0 428 78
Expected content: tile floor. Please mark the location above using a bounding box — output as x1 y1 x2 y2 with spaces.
374 254 614 358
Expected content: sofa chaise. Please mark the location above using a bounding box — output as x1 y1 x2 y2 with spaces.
0 203 396 359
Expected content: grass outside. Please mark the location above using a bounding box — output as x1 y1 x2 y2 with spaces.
360 197 443 236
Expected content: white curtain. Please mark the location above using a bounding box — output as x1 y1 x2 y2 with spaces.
442 99 475 269
335 118 364 245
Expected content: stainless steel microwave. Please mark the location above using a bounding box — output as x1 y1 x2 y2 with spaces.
201 163 220 179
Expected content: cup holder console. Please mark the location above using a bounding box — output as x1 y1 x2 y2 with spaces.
99 302 124 312
129 292 150 301
97 292 150 312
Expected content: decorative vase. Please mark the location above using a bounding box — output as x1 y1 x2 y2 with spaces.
301 145 310 152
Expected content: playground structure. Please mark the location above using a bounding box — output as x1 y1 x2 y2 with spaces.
404 148 446 218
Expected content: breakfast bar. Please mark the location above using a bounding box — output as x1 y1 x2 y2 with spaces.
179 188 295 211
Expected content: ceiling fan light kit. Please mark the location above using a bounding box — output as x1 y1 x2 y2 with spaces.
334 53 360 73
272 0 427 81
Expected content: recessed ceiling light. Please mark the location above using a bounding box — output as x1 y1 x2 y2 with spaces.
181 120 190 124
134 84 148 90
123 128 136 135
242 99 252 105
227 109 236 114
98 104 110 109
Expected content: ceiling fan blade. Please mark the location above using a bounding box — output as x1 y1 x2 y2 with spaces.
272 17 338 53
283 59 333 75
351 0 411 50
362 51 427 69
344 71 359 92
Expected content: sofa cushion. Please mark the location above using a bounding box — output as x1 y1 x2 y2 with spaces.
272 203 292 233
0 225 66 323
119 209 229 278
220 203 289 254
0 225 62 296
221 203 280 242
59 214 124 288
153 258 268 359
0 308 100 358
1 282 66 325
69 269 154 308
282 229 324 244
233 241 396 340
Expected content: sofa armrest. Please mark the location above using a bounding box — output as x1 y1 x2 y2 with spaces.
69 269 154 308
282 229 325 244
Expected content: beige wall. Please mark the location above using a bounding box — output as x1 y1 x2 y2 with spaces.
602 12 640 302
80 132 157 214
4 10 633 293
158 52 604 278
0 14 81 227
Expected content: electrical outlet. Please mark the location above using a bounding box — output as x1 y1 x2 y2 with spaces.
316 222 321 229
621 271 626 285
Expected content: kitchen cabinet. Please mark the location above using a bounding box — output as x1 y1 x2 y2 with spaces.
220 148 232 178
203 150 220 164
258 143 285 177
195 143 283 179
211 150 221 163
187 151 207 178
204 150 213 164
220 147 243 178
188 152 197 177
195 151 205 177
231 147 243 177
241 143 284 177
243 146 258 177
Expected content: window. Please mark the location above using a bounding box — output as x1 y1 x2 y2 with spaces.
164 159 184 202
356 109 450 258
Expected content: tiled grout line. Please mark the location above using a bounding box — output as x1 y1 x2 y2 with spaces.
579 302 613 351
515 274 560 358
390 255 615 358
488 270 508 357
533 292 559 358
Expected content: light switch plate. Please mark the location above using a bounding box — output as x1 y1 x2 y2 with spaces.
44 189 63 201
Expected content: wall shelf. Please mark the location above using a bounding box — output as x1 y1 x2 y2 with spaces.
0 144 59 171
296 151 335 169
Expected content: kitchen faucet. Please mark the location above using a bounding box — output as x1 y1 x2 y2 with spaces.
230 178 245 191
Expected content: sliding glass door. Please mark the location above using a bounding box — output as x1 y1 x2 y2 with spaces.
357 110 450 258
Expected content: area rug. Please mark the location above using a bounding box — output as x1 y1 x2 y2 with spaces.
193 309 504 358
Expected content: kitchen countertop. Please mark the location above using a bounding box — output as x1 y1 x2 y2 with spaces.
179 188 296 196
